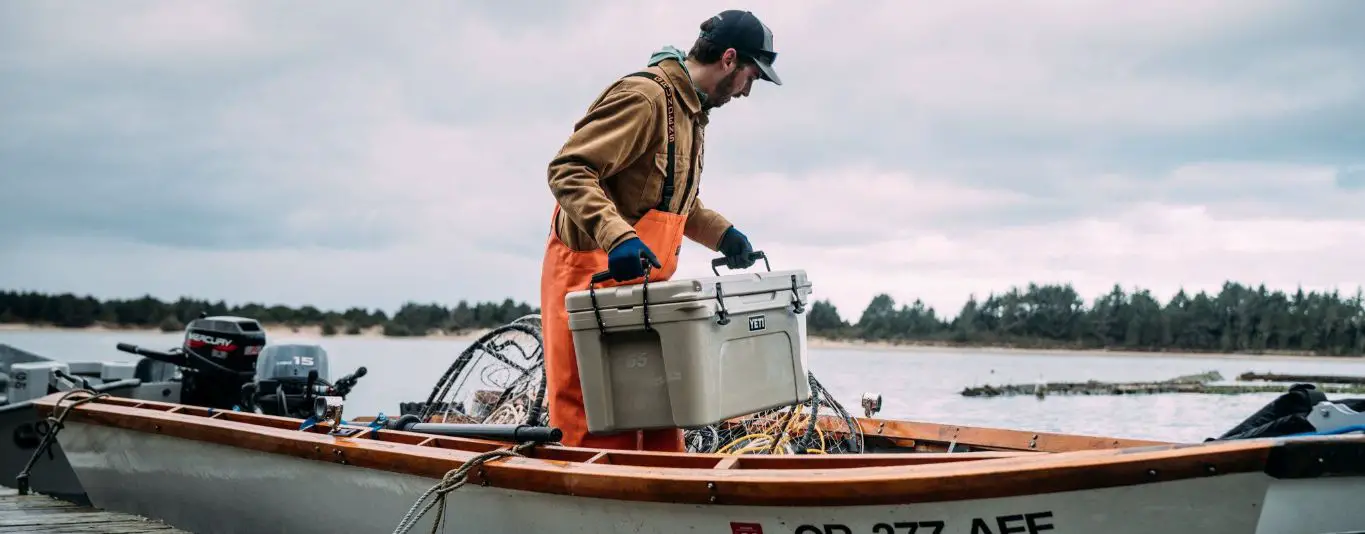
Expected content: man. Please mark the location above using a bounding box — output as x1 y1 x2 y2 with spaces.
539 10 783 452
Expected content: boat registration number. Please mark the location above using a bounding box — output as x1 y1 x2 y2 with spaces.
785 511 1055 534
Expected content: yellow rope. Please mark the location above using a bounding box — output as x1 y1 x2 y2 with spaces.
713 403 845 456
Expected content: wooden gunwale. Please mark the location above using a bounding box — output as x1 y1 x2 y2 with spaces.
34 394 1291 507
856 418 1172 453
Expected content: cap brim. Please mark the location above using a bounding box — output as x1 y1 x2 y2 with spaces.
754 58 782 86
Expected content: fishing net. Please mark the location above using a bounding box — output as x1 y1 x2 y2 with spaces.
684 373 865 455
410 315 548 426
411 315 865 454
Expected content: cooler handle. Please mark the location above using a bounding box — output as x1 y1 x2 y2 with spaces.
710 251 770 276
586 262 654 337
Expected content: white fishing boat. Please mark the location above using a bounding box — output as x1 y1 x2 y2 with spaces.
17 263 1365 533
31 391 1365 534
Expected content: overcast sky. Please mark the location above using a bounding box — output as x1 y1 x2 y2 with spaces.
2 0 1363 321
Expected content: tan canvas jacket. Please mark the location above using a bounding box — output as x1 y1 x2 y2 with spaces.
546 58 733 254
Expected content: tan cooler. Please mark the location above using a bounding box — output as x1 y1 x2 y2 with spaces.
565 256 814 434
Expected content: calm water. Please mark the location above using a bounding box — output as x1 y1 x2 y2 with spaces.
6 329 1365 444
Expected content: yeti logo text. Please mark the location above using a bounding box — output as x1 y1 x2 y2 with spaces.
747 314 766 332
188 333 232 346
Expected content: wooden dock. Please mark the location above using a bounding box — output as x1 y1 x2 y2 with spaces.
0 487 190 533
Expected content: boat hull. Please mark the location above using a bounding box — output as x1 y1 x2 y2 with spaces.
0 402 89 502
0 342 182 500
54 421 1365 534
0 380 178 500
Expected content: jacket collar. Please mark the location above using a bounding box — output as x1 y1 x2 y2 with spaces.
648 58 708 125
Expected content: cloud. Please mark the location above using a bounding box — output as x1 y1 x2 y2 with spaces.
695 183 1365 319
691 166 1035 248
2 0 1364 323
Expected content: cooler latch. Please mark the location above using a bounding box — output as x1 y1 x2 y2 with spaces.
587 280 607 337
588 266 655 337
789 275 805 314
714 282 730 325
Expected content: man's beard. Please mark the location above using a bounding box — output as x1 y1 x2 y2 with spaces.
701 68 741 111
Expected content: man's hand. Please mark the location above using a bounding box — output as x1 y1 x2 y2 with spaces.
718 226 756 269
607 237 662 281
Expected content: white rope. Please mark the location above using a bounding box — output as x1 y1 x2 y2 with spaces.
391 440 539 534
16 389 109 494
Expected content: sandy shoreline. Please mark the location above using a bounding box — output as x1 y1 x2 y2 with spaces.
4 322 1362 362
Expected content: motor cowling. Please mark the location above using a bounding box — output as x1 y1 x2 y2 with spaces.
254 343 331 384
247 343 332 419
182 316 267 373
179 316 267 410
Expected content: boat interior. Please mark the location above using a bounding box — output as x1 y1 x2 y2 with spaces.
41 392 1178 471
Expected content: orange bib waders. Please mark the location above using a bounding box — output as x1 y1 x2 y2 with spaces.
539 206 688 451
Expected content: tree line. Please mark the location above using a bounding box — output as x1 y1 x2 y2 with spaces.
0 290 535 337
807 282 1365 357
4 281 1365 356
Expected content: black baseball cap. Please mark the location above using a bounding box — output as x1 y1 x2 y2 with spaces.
700 10 782 85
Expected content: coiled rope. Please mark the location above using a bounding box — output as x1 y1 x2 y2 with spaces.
391 440 541 534
15 388 110 495
688 372 864 456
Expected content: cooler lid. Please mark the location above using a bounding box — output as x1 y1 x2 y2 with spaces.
565 269 811 312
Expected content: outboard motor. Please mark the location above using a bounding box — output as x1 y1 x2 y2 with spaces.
116 315 266 411
241 342 366 419
178 316 267 410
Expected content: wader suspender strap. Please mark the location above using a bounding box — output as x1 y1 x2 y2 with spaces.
624 71 678 212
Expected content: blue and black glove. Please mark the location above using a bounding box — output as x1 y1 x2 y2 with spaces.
607 237 661 281
717 226 756 269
